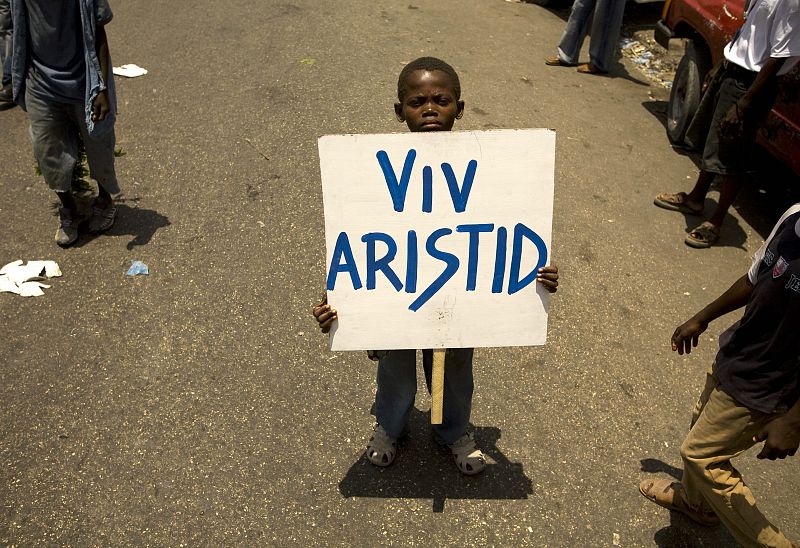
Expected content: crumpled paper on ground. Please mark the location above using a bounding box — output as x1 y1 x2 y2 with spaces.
113 64 148 78
126 260 149 276
0 260 62 297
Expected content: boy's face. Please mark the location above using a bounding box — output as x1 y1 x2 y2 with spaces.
395 70 464 132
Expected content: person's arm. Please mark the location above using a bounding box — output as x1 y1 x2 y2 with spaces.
92 24 111 122
720 56 786 136
754 399 800 460
671 274 753 355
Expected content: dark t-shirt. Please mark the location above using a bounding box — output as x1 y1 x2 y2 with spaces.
25 0 85 103
716 207 800 414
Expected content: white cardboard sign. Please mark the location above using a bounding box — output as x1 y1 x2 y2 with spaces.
319 129 555 351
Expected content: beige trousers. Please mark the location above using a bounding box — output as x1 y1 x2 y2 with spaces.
680 366 793 548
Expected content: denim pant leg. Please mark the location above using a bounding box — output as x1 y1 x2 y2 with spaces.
422 348 474 445
587 0 625 72
557 0 597 64
375 350 418 439
0 0 10 86
26 91 80 193
70 103 120 195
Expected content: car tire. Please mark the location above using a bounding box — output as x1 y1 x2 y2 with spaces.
667 41 711 145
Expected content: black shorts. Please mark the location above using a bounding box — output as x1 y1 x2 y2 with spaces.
685 61 758 176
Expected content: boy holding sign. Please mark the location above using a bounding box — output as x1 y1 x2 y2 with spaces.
313 57 559 475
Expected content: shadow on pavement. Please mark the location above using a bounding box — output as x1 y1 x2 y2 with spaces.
73 203 171 250
654 518 738 548
339 408 533 512
640 457 682 480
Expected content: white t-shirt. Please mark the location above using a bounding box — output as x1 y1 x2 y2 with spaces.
724 0 800 75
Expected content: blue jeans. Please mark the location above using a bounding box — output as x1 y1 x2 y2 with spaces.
556 0 626 73
2 52 10 86
375 348 474 445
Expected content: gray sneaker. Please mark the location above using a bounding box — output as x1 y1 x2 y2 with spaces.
88 199 117 233
55 207 79 246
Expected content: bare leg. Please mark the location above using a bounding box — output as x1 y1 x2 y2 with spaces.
685 170 715 208
707 174 743 228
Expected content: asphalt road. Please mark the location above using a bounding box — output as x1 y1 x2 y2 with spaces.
1 0 798 545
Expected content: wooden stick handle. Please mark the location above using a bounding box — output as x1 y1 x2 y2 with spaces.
431 349 445 425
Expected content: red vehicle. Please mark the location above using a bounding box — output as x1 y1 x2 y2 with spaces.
655 0 800 175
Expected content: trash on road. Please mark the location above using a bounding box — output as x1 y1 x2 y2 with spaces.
126 260 149 276
113 64 148 78
0 260 62 297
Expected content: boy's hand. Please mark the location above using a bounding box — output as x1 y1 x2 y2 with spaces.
670 316 708 355
754 416 800 460
312 294 337 333
536 265 559 293
92 90 110 122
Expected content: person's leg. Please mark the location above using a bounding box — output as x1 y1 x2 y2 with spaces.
0 0 10 86
422 348 474 445
680 375 793 547
705 173 743 229
555 0 597 65
25 91 83 245
70 105 119 231
585 0 626 73
27 92 79 195
688 72 752 232
374 350 417 439
72 105 120 197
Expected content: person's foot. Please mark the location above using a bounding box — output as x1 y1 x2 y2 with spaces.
685 221 720 248
544 56 577 67
448 433 486 475
639 478 720 526
654 191 704 215
577 63 608 75
55 207 79 246
0 83 16 111
366 424 398 467
88 197 117 233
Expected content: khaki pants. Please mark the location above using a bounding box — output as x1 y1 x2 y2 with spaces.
680 366 793 548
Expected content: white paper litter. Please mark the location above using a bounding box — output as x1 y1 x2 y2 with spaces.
113 64 148 78
0 260 61 297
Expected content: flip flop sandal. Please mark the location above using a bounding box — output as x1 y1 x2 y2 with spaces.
366 424 397 467
639 479 720 526
448 433 486 476
685 222 720 248
544 56 576 67
653 192 703 215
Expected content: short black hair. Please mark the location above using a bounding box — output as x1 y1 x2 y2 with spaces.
397 57 461 101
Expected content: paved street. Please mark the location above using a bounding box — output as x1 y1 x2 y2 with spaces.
1 0 798 545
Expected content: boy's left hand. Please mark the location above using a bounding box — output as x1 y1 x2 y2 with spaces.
92 90 110 122
753 416 800 460
536 265 559 293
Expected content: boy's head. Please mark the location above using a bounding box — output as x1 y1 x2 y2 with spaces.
395 57 464 132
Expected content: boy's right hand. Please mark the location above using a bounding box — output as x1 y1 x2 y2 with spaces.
670 316 708 355
312 294 337 333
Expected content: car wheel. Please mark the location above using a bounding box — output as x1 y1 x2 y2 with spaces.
667 41 711 144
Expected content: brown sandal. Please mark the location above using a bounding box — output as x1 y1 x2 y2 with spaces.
639 478 720 526
577 63 607 75
685 221 720 248
654 191 704 215
544 56 576 67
